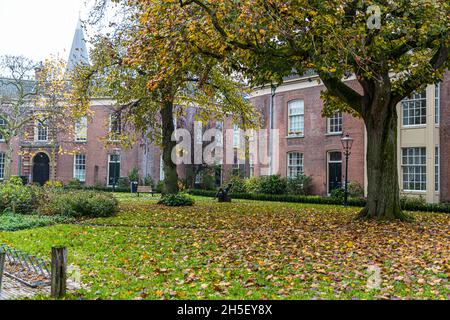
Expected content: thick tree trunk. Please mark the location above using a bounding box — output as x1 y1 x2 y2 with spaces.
160 98 179 194
3 140 14 181
359 105 410 221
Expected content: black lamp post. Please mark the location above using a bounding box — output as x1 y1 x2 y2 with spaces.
341 134 354 207
112 148 120 193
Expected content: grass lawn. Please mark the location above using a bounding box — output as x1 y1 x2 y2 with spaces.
0 193 448 300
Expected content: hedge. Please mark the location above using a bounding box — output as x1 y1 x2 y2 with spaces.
188 189 450 214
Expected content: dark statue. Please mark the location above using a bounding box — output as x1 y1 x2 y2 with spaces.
216 183 233 202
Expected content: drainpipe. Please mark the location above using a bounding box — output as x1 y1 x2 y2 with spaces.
269 84 277 175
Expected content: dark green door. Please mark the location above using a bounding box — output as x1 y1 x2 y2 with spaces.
33 153 50 186
108 155 121 186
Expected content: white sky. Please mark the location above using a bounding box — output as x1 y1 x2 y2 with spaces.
0 0 91 62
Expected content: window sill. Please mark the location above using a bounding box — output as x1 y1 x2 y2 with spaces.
286 135 304 139
325 132 342 136
402 190 427 194
401 125 426 129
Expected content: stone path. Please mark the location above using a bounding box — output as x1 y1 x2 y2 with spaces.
0 275 82 300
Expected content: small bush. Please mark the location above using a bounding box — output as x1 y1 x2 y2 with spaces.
256 175 287 195
158 193 195 207
226 176 247 194
67 178 84 188
244 177 260 194
0 179 36 214
348 182 364 198
117 177 131 189
41 190 119 218
201 173 216 191
287 175 313 196
156 180 165 193
128 167 140 182
44 180 64 189
400 194 426 208
144 176 155 187
330 188 345 202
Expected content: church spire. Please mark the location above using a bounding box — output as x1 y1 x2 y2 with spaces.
66 17 89 72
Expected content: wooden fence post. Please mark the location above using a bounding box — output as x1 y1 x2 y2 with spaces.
51 247 67 299
0 251 5 293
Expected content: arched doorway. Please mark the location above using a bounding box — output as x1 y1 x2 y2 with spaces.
33 153 50 186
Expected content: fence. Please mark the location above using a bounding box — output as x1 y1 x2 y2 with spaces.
0 244 51 288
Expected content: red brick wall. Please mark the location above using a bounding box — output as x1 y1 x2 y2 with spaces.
439 72 450 202
248 80 366 196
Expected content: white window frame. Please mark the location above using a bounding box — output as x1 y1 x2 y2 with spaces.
109 113 122 141
287 152 304 178
233 124 240 148
288 100 305 137
402 91 427 127
402 147 427 192
73 154 86 182
435 83 440 125
35 119 48 142
160 155 165 181
327 112 343 134
0 118 6 142
0 152 5 180
435 146 440 192
75 116 88 142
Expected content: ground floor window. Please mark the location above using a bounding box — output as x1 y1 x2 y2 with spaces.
287 152 304 178
74 154 86 182
402 147 426 191
0 152 5 180
435 146 440 192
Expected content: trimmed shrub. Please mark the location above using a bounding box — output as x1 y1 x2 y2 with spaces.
256 175 287 195
188 189 450 214
41 190 119 218
156 180 165 193
201 173 216 191
287 175 313 196
158 193 195 207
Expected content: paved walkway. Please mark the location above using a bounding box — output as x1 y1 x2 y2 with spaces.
0 275 82 300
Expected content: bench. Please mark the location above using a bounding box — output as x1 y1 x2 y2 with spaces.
137 186 157 197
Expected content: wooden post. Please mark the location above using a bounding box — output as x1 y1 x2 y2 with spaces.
51 247 67 299
0 251 5 293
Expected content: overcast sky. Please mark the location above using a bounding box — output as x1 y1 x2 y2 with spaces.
0 0 91 62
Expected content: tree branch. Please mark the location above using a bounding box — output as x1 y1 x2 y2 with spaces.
321 77 364 114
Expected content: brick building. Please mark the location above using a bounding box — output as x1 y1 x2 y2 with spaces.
0 21 162 187
240 73 449 203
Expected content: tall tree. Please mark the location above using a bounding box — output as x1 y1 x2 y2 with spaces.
168 0 449 220
0 56 77 180
72 0 257 194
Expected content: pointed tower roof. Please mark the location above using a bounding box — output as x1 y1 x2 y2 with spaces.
66 18 89 72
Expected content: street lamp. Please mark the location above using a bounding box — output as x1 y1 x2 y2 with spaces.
341 134 354 207
112 148 121 193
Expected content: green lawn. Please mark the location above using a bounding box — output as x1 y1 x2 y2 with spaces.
0 194 448 300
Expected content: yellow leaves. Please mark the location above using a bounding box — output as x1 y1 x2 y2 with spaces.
192 242 200 248
346 241 354 249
